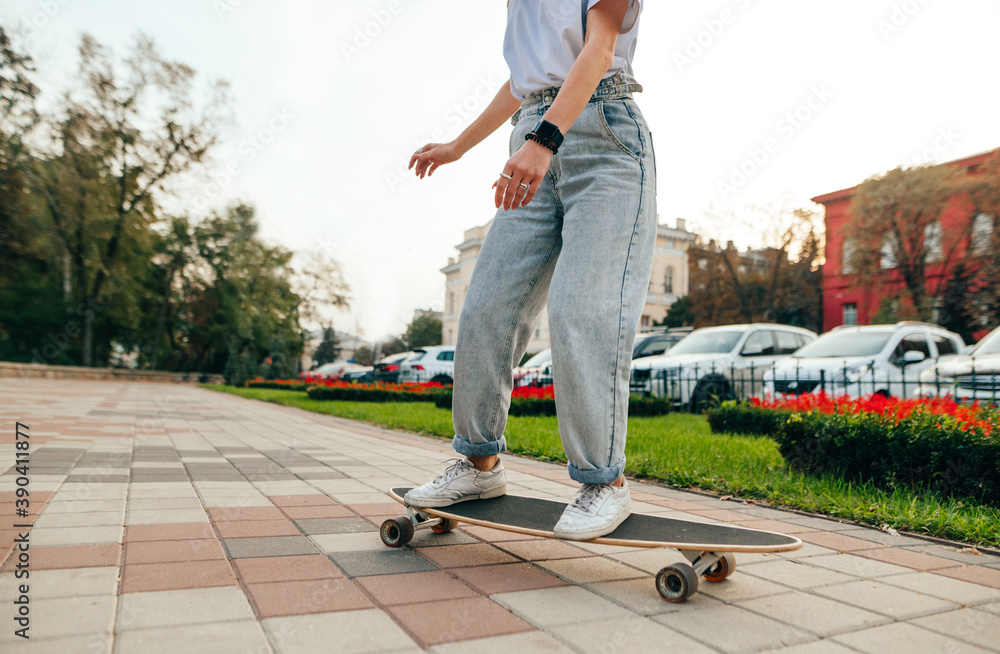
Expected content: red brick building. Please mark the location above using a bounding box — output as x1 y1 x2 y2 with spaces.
813 149 998 334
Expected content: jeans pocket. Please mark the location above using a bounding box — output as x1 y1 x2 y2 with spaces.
598 100 642 162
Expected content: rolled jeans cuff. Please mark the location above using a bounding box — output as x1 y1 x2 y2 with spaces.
452 434 507 458
568 457 625 485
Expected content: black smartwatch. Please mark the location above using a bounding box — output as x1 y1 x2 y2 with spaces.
526 120 564 154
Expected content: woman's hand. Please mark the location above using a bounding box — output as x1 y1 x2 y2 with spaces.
408 142 462 179
494 140 553 211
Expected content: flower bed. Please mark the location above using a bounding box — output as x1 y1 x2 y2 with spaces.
708 394 1000 505
306 380 449 403
433 386 672 417
245 378 310 391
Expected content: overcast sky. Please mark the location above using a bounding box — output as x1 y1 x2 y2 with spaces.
4 0 1000 341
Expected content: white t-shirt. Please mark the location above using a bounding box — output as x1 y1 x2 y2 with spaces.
504 0 642 101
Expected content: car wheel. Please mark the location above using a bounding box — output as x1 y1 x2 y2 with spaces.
430 374 453 386
691 376 734 412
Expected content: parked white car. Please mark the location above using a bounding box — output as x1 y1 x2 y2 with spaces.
917 325 1000 403
764 322 965 399
397 345 456 384
303 361 367 380
513 349 552 387
630 324 817 409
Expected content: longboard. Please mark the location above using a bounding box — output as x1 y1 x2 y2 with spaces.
382 487 801 603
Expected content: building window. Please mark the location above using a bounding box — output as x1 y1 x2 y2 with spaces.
447 292 454 314
924 221 943 261
842 303 858 326
664 267 674 294
972 213 993 255
842 239 856 274
880 234 896 269
640 315 651 328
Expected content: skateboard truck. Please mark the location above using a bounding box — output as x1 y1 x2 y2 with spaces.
654 550 736 603
380 505 457 548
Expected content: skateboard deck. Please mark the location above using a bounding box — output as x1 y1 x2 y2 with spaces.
381 487 802 603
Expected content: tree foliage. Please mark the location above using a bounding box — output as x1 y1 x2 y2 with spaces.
403 315 442 350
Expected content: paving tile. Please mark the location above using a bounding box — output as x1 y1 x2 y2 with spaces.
279 504 354 519
493 585 635 627
774 640 861 653
329 548 438 578
126 498 205 511
654 603 813 653
126 508 209 525
1 544 121 571
536 556 647 584
904 544 1000 567
738 558 854 588
814 579 958 620
269 494 339 507
588 576 726 616
232 554 343 584
737 591 888 638
833 621 990 653
34 510 124 528
116 586 254 630
912 608 1000 650
213 519 300 538
550 616 716 654
114 620 271 654
804 552 913 578
935 565 1000 590
605 549 693 574
0 634 113 653
799 530 886 552
427 630 575 654
310 532 385 553
221 536 318 558
246 578 372 617
124 523 215 542
292 517 375 535
124 538 225 564
30 525 122 547
347 502 403 518
119 559 237 593
262 609 418 653
460 525 543 543
0 595 115 643
0 566 118 599
695 570 792 603
356 570 481 606
417 543 519 568
206 506 286 522
494 539 591 562
854 546 960 571
450 562 567 595
387 596 534 647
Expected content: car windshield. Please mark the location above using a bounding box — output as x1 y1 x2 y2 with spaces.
971 330 1000 356
794 332 891 358
667 331 742 355
317 363 341 372
521 349 551 368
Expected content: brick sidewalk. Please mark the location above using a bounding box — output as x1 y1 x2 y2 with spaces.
1 379 999 653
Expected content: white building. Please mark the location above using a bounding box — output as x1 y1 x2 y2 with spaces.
441 218 694 353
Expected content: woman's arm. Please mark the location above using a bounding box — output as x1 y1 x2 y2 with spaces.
496 0 630 210
409 80 522 179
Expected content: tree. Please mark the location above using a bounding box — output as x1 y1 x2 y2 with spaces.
844 164 965 322
312 325 341 366
658 296 693 328
403 315 442 349
291 250 350 326
31 33 229 366
963 153 1000 331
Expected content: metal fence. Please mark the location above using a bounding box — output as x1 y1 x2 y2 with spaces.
628 361 1000 412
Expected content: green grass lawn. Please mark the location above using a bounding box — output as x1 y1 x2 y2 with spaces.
205 385 1000 546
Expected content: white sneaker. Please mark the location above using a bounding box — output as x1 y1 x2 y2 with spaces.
403 458 507 508
553 481 631 541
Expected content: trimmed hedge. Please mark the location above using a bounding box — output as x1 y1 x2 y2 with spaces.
709 401 1000 506
433 393 672 417
245 380 309 391
307 386 446 403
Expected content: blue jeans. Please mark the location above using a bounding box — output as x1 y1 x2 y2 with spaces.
451 72 658 485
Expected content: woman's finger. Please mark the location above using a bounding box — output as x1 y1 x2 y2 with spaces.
495 173 511 209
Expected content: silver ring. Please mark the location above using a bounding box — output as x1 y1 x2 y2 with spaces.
519 183 530 191
499 172 512 180
415 148 424 154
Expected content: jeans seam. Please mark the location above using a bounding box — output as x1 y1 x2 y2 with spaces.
487 229 560 441
608 139 648 470
597 100 642 162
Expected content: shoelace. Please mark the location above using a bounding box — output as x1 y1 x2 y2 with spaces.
570 483 609 513
433 458 472 485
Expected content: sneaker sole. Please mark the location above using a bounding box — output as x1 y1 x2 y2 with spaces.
553 503 632 541
404 483 507 509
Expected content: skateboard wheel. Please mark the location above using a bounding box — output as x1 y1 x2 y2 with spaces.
656 563 699 603
431 518 457 534
703 553 736 583
380 517 414 548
